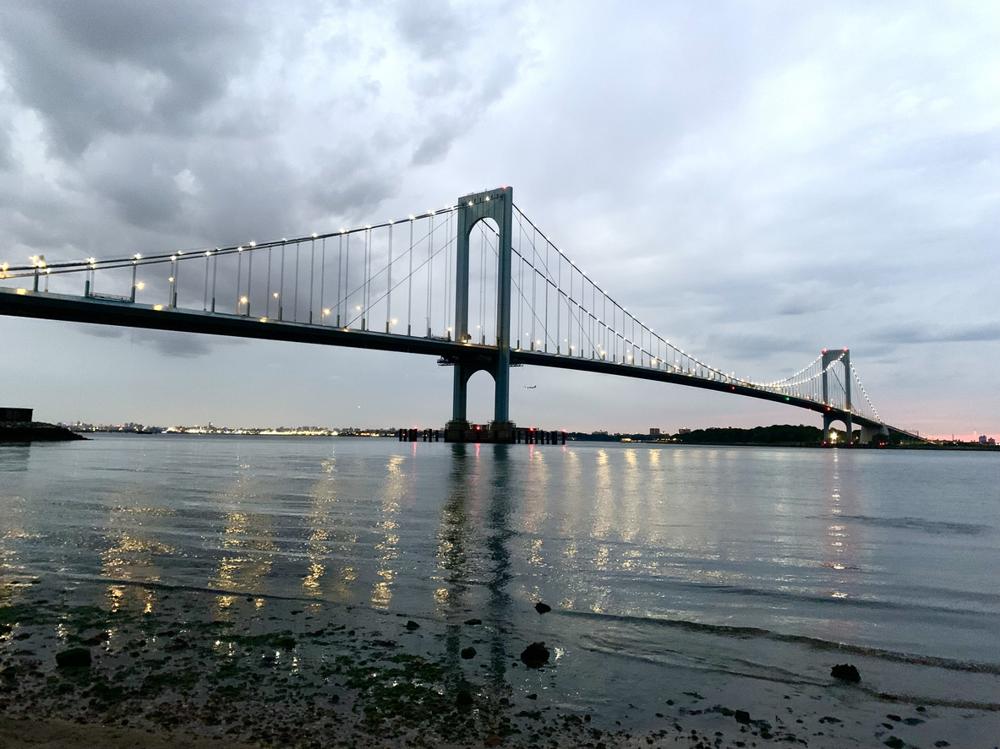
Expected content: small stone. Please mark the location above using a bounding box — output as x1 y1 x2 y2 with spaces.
484 736 502 747
534 602 552 614
934 741 950 747
886 714 902 722
465 618 483 626
456 688 474 708
405 620 420 630
734 709 751 725
902 717 924 726
830 663 861 683
56 648 91 670
461 647 477 659
883 737 904 749
526 693 538 700
916 706 927 713
520 642 550 668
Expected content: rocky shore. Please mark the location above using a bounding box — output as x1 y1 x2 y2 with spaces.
1 581 993 748
0 421 86 442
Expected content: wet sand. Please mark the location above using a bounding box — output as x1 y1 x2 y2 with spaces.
2 580 997 749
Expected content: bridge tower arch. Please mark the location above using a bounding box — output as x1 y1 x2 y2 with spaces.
821 348 852 442
445 187 515 441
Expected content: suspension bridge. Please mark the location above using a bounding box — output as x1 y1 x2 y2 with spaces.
0 186 917 444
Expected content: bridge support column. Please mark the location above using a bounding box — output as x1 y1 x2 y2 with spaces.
822 413 853 445
859 423 889 445
446 187 515 440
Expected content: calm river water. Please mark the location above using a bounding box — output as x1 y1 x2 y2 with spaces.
1 435 999 743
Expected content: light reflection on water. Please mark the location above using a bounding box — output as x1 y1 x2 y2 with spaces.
0 436 999 665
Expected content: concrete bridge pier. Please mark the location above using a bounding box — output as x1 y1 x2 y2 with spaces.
444 186 515 443
860 423 889 445
822 412 853 445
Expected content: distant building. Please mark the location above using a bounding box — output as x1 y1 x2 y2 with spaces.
649 427 661 436
979 434 989 445
677 428 692 435
0 407 33 422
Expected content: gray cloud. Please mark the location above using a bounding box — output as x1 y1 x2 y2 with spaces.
2 1 999 435
873 322 1000 346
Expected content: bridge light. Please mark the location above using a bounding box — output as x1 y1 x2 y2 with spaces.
355 305 361 311
391 318 398 326
133 253 142 260
408 215 415 221
168 277 174 283
468 201 474 207
260 316 268 322
16 288 27 295
170 255 177 262
250 241 257 247
205 250 212 257
240 296 248 305
323 308 331 317
237 246 244 252
484 196 490 202
273 292 279 299
153 304 164 311
135 282 146 291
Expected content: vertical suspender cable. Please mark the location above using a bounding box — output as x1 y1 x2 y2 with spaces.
407 219 414 336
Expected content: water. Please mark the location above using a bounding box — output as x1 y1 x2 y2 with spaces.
2 435 999 742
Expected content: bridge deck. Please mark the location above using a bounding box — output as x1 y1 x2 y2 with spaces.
0 288 911 438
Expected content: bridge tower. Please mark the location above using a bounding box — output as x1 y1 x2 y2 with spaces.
444 186 516 442
821 348 852 443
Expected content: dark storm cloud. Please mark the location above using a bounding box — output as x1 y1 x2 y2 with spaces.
0 0 251 157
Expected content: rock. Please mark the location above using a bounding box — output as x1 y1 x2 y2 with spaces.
275 636 296 650
734 709 751 724
461 647 477 659
56 648 91 669
456 687 474 708
534 602 552 614
883 737 904 749
526 693 538 700
484 736 502 747
465 618 483 626
902 717 924 726
934 741 950 747
830 663 861 683
405 620 420 630
520 642 550 668
886 714 902 722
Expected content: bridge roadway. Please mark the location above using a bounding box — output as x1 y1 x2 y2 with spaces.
0 287 910 439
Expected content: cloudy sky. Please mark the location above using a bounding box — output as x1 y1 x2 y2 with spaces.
1 0 998 437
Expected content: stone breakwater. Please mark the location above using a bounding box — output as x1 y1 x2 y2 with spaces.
0 421 85 442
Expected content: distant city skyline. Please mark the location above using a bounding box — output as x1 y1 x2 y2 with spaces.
2 2 998 436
